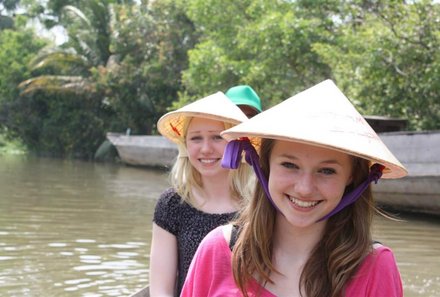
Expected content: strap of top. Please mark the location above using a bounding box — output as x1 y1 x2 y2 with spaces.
372 240 383 249
229 224 240 251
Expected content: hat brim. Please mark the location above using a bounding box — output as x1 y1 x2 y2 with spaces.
157 92 248 144
221 80 408 179
224 130 407 179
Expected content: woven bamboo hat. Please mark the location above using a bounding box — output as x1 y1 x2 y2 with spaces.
221 80 407 179
157 91 249 144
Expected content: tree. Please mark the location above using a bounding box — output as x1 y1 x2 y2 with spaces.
179 0 332 109
182 0 440 130
100 0 198 134
0 0 20 29
14 0 197 157
0 27 47 145
0 0 20 11
313 0 440 130
14 0 118 157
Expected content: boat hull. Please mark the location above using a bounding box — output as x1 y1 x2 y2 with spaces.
372 131 440 215
106 133 178 169
373 176 440 215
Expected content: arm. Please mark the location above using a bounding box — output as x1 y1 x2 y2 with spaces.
149 223 178 297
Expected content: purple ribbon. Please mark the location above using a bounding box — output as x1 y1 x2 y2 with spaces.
318 163 384 221
222 139 279 211
222 138 384 221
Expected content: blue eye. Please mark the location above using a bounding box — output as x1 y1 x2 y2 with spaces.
320 168 336 175
281 162 298 169
189 136 202 141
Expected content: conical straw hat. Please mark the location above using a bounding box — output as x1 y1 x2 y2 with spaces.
221 80 407 179
157 91 249 144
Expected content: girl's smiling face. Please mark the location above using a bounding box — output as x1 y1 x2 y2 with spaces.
185 117 229 179
268 140 353 227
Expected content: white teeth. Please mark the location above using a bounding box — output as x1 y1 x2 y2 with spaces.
200 159 217 164
288 196 319 208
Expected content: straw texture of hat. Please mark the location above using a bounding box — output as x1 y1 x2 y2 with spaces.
221 80 407 179
157 91 249 144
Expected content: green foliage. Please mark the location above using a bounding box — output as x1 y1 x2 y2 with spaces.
0 28 47 133
181 0 332 109
0 15 14 30
29 49 91 76
7 90 111 158
7 0 117 157
2 0 440 160
180 0 440 130
0 0 20 11
0 130 25 155
6 0 197 158
313 0 440 130
98 0 197 134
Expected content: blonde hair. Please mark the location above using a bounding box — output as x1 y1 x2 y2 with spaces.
232 138 374 297
169 118 253 208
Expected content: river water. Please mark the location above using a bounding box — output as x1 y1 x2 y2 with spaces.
0 155 439 297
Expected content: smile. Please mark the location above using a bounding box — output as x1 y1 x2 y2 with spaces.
199 158 219 164
287 195 320 208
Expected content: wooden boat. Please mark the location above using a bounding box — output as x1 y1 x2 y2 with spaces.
106 132 178 169
372 130 440 215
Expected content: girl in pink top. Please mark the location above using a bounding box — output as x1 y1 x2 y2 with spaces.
182 80 407 297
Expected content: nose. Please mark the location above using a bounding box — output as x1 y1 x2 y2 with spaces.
200 139 214 154
295 173 315 197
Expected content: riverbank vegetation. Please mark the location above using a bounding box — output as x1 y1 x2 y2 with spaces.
0 132 25 155
1 0 439 158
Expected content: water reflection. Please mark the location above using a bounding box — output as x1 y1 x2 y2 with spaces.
0 155 168 296
0 155 439 296
374 214 440 297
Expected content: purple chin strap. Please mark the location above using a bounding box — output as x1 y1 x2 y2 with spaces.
221 138 385 221
221 138 280 212
318 163 384 221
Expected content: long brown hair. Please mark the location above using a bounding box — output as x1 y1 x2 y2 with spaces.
232 138 374 297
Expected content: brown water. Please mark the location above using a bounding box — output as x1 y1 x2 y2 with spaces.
0 155 439 296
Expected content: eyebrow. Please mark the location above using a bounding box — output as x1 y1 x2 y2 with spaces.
186 129 223 134
279 153 343 166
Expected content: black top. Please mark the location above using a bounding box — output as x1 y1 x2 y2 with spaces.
153 188 237 295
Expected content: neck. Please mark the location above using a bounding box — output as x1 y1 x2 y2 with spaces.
264 215 326 296
273 213 325 261
192 174 238 214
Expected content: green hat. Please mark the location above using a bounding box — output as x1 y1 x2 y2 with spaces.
225 85 263 113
